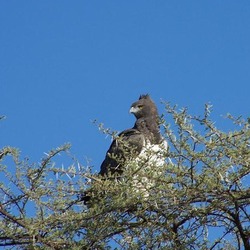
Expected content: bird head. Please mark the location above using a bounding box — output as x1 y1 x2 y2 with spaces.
129 94 158 119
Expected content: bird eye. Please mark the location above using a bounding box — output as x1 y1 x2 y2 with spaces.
138 105 143 109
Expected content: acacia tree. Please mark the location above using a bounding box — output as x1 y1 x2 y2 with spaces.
0 104 249 249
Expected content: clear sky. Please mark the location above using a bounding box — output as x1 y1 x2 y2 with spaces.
1 1 250 172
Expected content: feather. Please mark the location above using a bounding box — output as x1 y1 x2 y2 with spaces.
82 94 168 204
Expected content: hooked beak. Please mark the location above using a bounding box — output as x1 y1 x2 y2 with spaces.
129 106 140 114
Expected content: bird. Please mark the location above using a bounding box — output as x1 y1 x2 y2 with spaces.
82 94 168 203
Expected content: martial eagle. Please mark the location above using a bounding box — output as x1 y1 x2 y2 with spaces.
83 94 168 203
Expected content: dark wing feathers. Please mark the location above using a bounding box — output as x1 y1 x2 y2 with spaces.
99 129 145 176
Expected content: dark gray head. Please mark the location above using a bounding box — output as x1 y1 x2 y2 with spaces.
129 94 158 120
130 94 162 143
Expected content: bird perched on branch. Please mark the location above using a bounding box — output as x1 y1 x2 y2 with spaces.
82 94 168 203
100 94 167 176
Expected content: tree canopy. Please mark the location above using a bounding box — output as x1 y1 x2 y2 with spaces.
0 104 250 249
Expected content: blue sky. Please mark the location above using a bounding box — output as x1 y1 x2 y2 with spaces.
1 1 250 172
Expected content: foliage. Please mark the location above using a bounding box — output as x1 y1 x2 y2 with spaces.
0 104 250 249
